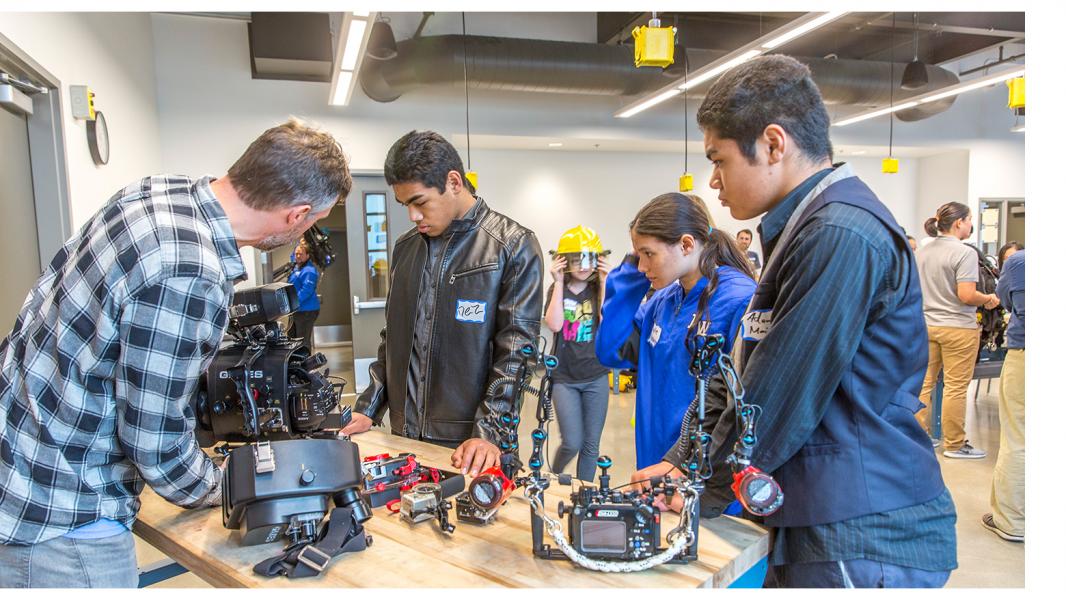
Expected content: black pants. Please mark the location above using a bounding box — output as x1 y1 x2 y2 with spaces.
288 310 319 352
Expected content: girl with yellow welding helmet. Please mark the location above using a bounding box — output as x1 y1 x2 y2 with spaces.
544 225 612 481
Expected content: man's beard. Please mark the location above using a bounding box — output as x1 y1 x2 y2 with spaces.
255 225 305 251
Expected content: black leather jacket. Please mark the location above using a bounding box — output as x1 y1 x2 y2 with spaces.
354 198 544 445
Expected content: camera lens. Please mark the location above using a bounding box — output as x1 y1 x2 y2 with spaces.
470 478 501 509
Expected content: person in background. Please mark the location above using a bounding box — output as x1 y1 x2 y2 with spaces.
0 119 350 587
736 228 762 274
596 193 756 471
997 241 1023 270
908 235 919 251
915 202 1000 458
544 226 611 482
287 242 320 352
984 245 1024 542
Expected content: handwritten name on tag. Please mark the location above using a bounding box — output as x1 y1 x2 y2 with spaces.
456 299 487 323
741 309 773 342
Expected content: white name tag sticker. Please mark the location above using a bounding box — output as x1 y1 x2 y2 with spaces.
456 299 487 323
649 324 662 347
741 309 773 342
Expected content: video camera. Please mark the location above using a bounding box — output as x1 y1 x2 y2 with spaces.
194 282 350 445
191 283 370 579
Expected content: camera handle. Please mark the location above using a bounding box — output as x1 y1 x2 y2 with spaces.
225 343 269 438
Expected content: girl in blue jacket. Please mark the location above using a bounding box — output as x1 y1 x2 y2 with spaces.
595 193 756 469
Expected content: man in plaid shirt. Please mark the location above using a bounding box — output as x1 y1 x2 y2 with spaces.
0 119 351 587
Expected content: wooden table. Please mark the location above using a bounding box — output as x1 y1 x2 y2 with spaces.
134 430 768 587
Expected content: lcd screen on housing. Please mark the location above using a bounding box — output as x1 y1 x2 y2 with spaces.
580 520 626 553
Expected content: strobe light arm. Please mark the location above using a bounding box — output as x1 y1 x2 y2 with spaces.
717 348 784 517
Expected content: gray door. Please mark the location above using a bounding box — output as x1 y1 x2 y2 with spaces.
0 106 42 332
346 175 409 360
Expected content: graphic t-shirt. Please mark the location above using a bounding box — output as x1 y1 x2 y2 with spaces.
546 282 609 384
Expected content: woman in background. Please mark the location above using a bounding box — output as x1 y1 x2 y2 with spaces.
287 242 321 352
915 202 1000 459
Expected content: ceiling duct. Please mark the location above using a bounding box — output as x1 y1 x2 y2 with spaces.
359 34 960 121
249 12 334 82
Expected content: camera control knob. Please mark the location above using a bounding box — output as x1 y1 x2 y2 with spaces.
636 503 654 524
212 401 226 415
299 469 316 486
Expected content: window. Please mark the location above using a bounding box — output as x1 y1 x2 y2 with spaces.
364 192 390 299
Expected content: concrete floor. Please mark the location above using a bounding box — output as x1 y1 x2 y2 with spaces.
138 345 1023 588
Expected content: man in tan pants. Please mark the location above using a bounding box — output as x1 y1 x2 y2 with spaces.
984 249 1024 542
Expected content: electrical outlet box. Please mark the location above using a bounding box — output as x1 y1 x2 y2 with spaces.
1007 77 1025 110
70 85 96 120
882 157 899 174
633 25 675 68
679 173 694 192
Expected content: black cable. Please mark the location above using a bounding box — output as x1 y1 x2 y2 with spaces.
889 13 895 157
462 12 471 171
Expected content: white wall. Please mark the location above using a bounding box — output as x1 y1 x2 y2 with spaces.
0 13 163 229
917 150 970 239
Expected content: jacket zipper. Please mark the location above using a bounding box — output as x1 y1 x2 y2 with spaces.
448 263 499 284
421 232 455 440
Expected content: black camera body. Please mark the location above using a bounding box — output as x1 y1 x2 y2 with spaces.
565 481 663 560
194 283 349 445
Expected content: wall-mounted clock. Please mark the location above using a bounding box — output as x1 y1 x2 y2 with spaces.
87 111 109 166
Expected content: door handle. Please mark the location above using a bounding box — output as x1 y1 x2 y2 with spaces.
352 295 386 315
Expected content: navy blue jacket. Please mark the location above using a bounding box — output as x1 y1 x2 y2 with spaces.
734 167 947 527
996 250 1025 349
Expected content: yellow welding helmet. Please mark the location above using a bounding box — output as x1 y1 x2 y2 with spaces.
551 225 608 272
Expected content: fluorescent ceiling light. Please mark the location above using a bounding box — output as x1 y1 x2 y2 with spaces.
761 11 847 50
680 50 762 90
329 12 375 106
330 71 354 106
617 89 681 119
834 102 917 127
918 67 1025 104
340 19 369 71
616 12 846 119
548 142 563 147
833 67 1025 126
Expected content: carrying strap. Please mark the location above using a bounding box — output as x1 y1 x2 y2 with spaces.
252 506 372 579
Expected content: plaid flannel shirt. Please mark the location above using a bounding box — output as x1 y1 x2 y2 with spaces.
0 175 246 544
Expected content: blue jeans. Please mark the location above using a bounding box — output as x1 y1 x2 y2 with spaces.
764 558 951 588
0 530 138 588
550 377 609 482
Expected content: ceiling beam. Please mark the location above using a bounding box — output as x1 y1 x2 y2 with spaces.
604 12 651 45
864 15 1024 39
